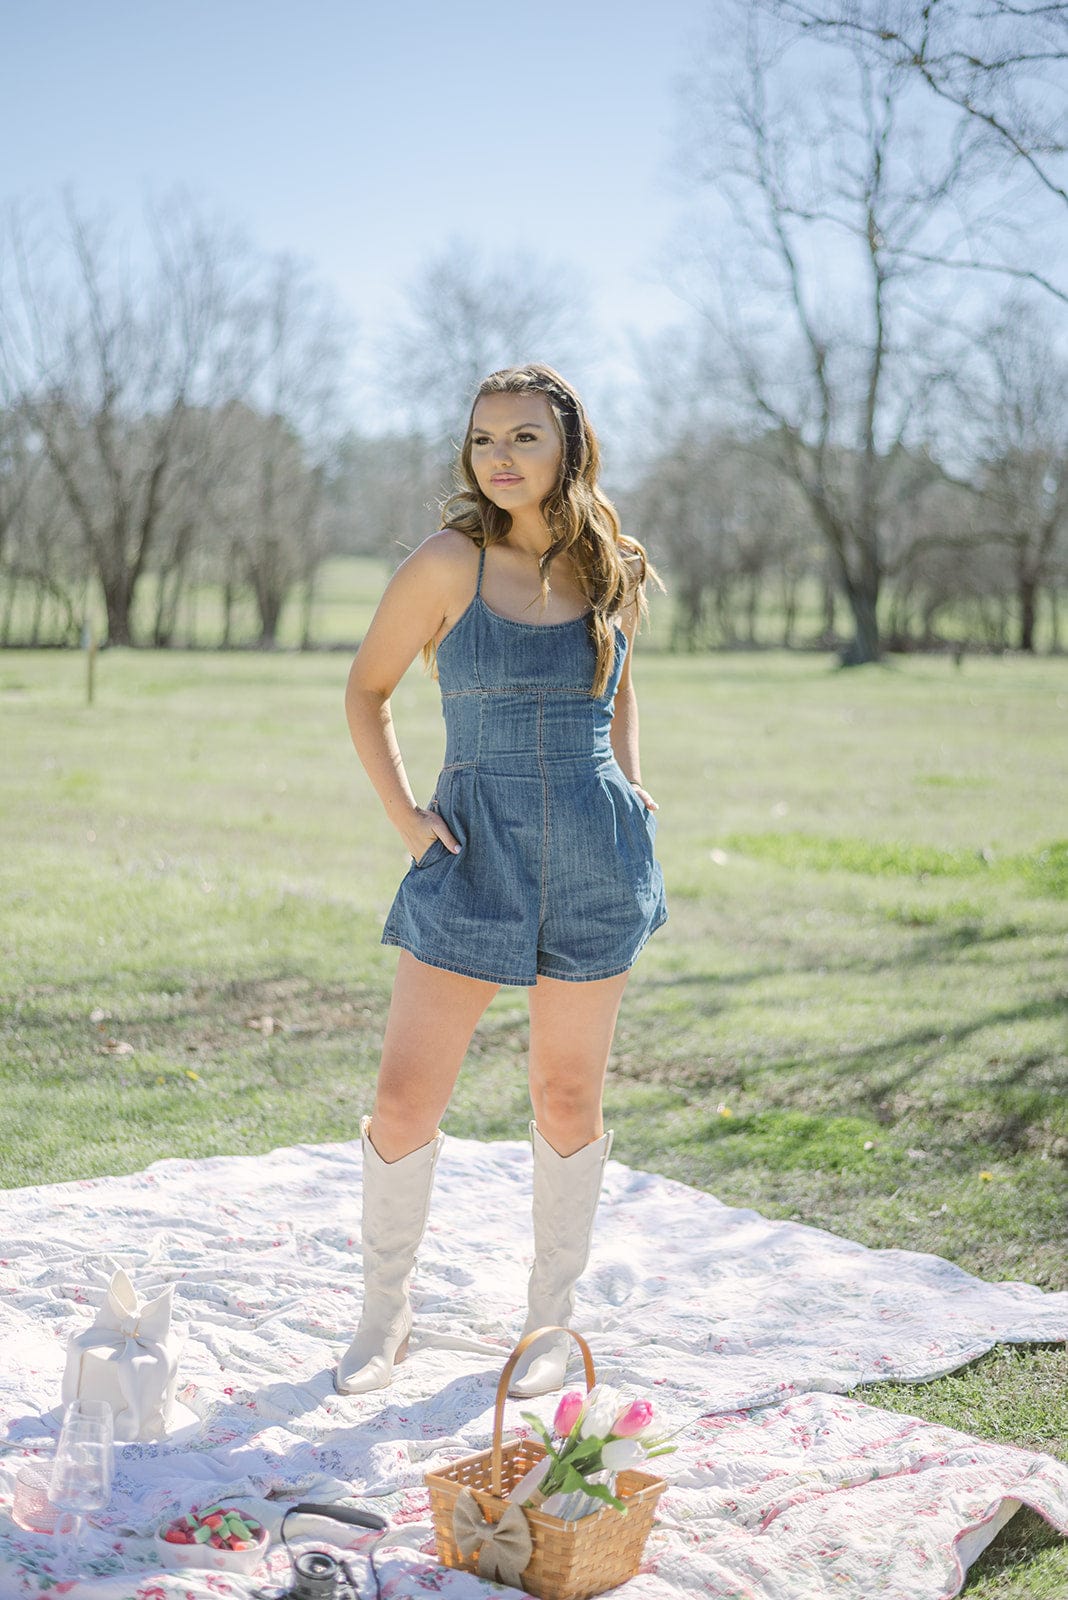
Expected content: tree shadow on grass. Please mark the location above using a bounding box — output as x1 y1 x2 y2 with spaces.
623 988 1066 1158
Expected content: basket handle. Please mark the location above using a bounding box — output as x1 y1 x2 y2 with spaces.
491 1327 596 1496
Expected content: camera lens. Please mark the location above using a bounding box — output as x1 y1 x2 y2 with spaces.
292 1549 340 1599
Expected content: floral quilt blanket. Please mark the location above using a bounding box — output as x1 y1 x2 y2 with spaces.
1 1136 1065 1599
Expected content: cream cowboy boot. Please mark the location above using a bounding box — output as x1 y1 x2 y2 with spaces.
507 1123 613 1398
335 1117 444 1395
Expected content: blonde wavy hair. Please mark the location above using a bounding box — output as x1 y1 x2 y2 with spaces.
437 363 658 697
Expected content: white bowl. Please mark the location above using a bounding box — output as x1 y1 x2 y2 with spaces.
154 1518 269 1575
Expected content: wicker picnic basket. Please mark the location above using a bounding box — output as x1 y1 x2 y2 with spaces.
426 1328 666 1600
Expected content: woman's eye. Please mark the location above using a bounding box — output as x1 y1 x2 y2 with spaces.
515 432 536 442
471 435 490 447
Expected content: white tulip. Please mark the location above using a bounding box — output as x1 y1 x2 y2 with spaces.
601 1437 644 1473
578 1384 623 1440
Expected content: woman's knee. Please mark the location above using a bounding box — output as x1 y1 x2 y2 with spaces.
370 1077 442 1157
529 1076 603 1148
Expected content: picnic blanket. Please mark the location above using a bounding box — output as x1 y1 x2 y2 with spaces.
1 1135 1066 1598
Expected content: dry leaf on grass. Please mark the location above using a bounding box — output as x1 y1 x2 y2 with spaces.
246 1015 282 1035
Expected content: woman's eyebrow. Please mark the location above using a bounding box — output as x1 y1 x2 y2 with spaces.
471 421 546 434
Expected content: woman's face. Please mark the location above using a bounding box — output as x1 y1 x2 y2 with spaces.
469 392 563 519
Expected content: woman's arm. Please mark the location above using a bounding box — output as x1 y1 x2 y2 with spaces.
345 533 472 859
609 600 658 811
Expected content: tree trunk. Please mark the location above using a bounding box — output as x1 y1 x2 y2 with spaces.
1049 587 1061 654
839 585 881 666
103 575 135 645
300 565 317 651
672 583 704 652
30 583 44 646
745 572 760 644
256 589 283 649
153 571 172 648
1 577 15 646
1018 576 1037 653
781 574 797 647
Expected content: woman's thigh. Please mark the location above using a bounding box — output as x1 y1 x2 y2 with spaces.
371 951 499 1159
526 970 630 1155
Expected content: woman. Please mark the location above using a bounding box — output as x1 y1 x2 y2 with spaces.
339 364 666 1399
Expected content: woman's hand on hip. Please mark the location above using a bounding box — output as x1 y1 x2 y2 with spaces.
401 806 461 861
631 784 659 812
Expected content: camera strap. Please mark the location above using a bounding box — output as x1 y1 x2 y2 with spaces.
254 1501 388 1600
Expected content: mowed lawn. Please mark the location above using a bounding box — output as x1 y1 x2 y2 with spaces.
2 645 1066 1596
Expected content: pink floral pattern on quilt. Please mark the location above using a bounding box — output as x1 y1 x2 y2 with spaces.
1 1137 1065 1597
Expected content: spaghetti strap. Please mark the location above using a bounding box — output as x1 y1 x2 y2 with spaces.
475 545 487 597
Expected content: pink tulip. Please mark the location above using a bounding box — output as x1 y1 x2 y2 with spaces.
611 1399 655 1438
553 1391 586 1437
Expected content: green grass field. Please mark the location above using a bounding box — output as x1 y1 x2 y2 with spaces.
2 645 1066 1595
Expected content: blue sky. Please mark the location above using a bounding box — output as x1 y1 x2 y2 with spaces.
2 0 710 384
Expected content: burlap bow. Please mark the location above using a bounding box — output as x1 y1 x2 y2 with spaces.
453 1488 533 1587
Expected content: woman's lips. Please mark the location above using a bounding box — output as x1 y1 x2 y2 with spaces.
491 475 522 485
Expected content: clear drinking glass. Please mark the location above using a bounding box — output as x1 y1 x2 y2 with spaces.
48 1399 114 1578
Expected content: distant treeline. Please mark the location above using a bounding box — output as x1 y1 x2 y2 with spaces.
3 382 1063 657
5 0 1068 668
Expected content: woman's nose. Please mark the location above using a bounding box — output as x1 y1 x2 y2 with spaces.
492 440 513 464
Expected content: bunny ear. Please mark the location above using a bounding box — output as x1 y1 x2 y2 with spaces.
136 1283 175 1342
104 1268 138 1319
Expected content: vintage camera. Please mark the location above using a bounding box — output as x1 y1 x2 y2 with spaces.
254 1502 388 1600
288 1549 356 1600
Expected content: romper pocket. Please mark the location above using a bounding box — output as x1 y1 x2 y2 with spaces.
413 836 448 869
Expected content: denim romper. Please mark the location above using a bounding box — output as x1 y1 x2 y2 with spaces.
381 547 668 986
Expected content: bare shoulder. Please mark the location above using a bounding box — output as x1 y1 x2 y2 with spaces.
414 527 480 567
395 529 479 592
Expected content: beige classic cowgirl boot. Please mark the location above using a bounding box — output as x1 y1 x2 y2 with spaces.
335 1117 444 1395
507 1123 613 1398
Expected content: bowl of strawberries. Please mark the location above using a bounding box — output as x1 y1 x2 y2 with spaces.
155 1503 269 1573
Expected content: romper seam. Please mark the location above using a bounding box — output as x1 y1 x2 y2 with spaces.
441 686 592 698
537 691 549 936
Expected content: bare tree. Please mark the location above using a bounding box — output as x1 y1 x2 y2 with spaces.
329 430 444 561
677 8 976 662
381 240 591 493
0 195 261 644
0 197 351 648
966 299 1068 648
0 425 83 645
209 257 346 648
758 0 1068 302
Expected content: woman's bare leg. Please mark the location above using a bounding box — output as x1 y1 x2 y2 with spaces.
526 969 630 1154
508 969 630 1397
369 950 500 1161
336 951 499 1393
